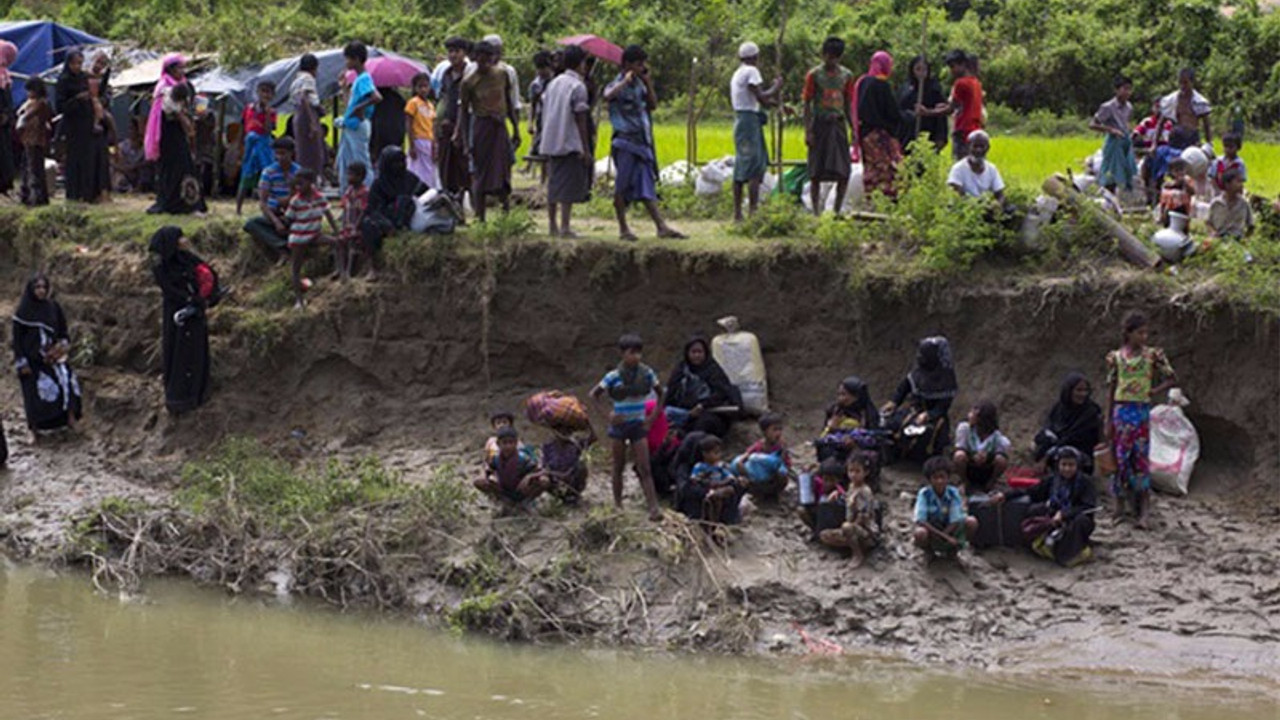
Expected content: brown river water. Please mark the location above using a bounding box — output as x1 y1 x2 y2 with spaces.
2 563 1273 720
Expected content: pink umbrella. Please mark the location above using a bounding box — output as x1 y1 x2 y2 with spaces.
558 34 623 65
344 55 429 88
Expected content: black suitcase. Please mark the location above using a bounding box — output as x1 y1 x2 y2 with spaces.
968 496 1030 549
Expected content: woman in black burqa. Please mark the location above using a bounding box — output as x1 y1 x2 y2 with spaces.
664 334 742 438
12 273 83 432
1034 371 1104 473
884 336 958 461
150 226 218 413
360 145 425 279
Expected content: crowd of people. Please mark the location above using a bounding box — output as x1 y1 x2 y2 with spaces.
472 312 1177 568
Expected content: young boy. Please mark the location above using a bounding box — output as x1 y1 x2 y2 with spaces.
539 45 592 237
589 333 664 521
527 50 554 160
335 162 369 280
284 169 339 309
1208 132 1246 194
802 37 856 216
1089 76 1137 192
730 42 783 222
16 76 53 207
456 41 521 222
603 44 686 242
1159 157 1194 226
819 454 881 567
475 426 549 507
483 409 518 464
691 435 747 529
913 455 978 559
237 81 278 215
946 49 984 161
735 412 793 499
1207 169 1254 241
405 73 439 189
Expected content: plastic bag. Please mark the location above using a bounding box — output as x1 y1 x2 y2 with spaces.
1150 388 1200 496
711 315 768 414
732 453 786 484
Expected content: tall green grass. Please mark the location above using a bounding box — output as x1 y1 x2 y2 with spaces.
595 125 1280 195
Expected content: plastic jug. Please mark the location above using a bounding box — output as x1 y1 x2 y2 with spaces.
711 316 768 414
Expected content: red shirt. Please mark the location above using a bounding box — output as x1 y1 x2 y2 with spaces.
242 104 277 136
951 76 983 135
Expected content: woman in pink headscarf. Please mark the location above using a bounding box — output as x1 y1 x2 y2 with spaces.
146 54 206 215
852 50 906 198
0 40 18 194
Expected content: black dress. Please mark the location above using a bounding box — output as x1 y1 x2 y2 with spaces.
665 336 742 438
898 77 948 151
1008 465 1098 566
369 88 406 160
12 276 82 431
361 146 424 253
56 70 106 202
149 84 206 215
150 227 212 413
0 84 15 193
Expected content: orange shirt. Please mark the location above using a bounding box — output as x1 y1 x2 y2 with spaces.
404 95 435 141
952 76 983 135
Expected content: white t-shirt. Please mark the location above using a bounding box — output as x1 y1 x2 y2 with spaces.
954 421 1011 457
731 65 764 112
948 159 1005 197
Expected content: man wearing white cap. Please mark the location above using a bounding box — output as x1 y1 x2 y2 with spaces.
730 41 782 222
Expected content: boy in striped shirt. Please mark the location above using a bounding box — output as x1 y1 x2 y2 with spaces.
285 169 339 309
590 333 665 521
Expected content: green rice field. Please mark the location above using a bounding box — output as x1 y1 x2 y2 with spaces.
597 124 1280 196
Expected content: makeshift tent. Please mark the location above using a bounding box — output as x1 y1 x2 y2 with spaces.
251 47 424 113
0 20 107 103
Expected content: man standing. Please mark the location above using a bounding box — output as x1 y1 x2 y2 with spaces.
802 37 856 216
456 41 521 222
436 37 472 203
946 49 983 161
730 42 782 223
604 44 685 241
1161 68 1212 150
539 46 592 237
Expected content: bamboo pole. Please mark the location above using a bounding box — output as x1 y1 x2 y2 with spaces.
773 0 790 184
914 13 928 139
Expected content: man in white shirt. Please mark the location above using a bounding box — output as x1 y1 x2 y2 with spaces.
730 42 782 222
947 130 1005 202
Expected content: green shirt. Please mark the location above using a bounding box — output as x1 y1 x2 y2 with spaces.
803 65 855 121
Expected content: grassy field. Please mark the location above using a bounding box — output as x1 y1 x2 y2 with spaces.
596 124 1280 196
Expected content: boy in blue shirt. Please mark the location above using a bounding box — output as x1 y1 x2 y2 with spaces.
912 455 978 559
474 426 548 507
590 333 664 521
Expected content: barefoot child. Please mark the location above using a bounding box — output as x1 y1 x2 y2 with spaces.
335 162 369 280
237 81 278 215
819 453 881 567
913 455 978 559
1206 169 1254 241
16 77 52 206
405 73 439 189
1158 157 1194 226
483 409 519 465
796 457 847 532
1208 132 1246 194
1089 76 1137 192
589 333 664 521
1105 311 1176 529
803 36 856 216
284 169 339 309
474 426 549 506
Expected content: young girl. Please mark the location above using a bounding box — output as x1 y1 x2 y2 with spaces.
952 400 1011 495
1105 311 1176 529
818 454 880 567
404 73 439 189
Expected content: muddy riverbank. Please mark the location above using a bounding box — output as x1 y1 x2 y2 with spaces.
0 205 1276 685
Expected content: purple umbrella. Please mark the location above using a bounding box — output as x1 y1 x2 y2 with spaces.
344 55 429 88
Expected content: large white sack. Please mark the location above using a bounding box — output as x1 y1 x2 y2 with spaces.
1150 389 1200 496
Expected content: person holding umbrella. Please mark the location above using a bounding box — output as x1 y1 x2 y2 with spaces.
603 44 685 241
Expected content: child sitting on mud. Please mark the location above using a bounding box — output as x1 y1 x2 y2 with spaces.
690 435 747 532
913 456 978 561
733 413 793 500
475 426 549 507
590 334 665 521
819 453 881 567
541 427 596 505
951 401 1011 495
484 409 518 465
797 457 848 533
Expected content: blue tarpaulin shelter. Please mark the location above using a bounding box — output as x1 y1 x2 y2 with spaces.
0 20 107 103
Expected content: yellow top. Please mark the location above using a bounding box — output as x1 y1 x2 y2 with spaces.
404 96 435 141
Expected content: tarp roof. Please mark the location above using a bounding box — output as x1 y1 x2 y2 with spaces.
0 20 107 103
253 47 422 113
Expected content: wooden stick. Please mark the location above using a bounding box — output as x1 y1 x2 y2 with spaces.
774 0 790 183
914 12 928 139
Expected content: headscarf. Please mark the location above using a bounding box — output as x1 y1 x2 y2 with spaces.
907 336 958 401
1049 446 1085 511
13 273 59 332
852 50 894 152
0 40 17 90
149 226 200 294
369 145 421 215
1045 371 1103 451
666 335 741 410
829 371 880 427
145 53 187 161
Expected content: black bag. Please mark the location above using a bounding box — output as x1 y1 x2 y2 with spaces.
815 501 846 533
969 496 1031 549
